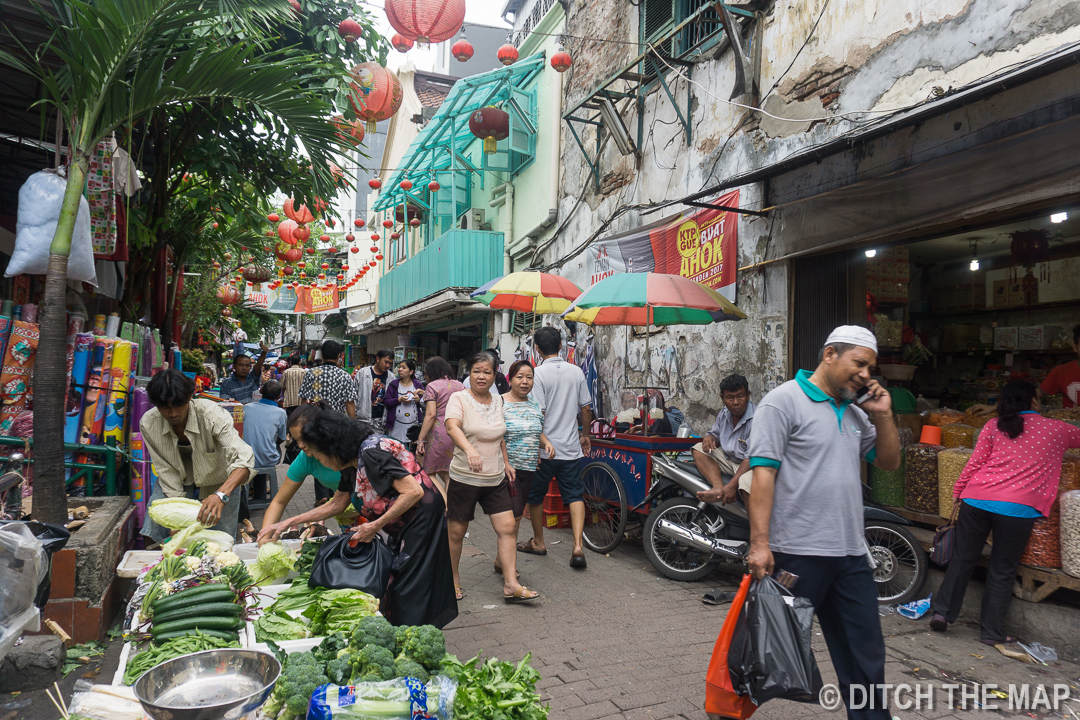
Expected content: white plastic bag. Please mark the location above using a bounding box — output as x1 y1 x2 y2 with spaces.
8 170 98 284
0 523 47 662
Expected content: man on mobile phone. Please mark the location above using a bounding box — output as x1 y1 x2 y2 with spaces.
746 325 900 720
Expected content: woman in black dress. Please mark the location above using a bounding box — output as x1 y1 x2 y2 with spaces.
273 411 457 628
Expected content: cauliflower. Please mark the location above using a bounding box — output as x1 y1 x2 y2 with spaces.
204 542 223 557
183 555 202 573
216 551 241 568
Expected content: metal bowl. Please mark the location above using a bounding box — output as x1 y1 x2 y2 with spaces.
133 648 281 720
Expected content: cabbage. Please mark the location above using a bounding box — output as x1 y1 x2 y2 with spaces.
187 529 235 550
251 542 295 585
148 498 203 530
253 613 311 642
162 525 236 556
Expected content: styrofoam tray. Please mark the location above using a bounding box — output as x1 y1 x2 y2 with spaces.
116 550 163 578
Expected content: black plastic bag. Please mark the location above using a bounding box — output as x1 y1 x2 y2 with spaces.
728 575 823 705
0 521 69 608
308 532 393 597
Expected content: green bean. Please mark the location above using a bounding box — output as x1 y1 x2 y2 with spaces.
122 631 239 685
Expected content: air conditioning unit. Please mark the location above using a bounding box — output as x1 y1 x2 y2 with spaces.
460 209 485 230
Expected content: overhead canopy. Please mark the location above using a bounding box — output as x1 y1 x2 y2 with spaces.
372 52 546 213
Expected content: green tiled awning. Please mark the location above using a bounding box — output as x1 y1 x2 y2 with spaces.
372 52 546 213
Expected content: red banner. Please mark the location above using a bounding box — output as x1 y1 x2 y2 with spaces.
650 189 739 297
584 190 739 301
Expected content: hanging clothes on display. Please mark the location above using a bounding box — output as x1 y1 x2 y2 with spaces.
87 140 116 255
0 321 39 434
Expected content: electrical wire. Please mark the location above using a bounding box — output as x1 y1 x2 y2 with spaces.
759 0 831 103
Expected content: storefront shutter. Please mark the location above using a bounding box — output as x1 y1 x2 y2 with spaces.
790 249 866 376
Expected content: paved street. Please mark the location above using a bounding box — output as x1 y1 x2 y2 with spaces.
448 518 1080 720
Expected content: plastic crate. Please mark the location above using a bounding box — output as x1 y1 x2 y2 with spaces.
543 480 564 514
544 510 570 529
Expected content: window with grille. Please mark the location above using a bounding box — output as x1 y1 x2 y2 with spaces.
512 311 541 334
640 0 724 76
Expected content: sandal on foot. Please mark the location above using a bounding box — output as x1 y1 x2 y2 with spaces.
929 614 947 632
982 635 1017 646
517 539 547 555
570 552 588 569
454 584 464 601
504 585 540 604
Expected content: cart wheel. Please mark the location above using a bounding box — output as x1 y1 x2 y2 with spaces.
580 462 628 554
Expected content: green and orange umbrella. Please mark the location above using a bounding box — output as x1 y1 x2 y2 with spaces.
561 272 746 326
470 271 583 314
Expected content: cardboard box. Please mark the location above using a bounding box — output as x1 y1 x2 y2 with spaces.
992 280 1010 308
994 326 1018 351
1017 325 1062 351
1007 280 1028 307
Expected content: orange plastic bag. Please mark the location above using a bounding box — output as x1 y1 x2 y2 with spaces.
705 574 757 719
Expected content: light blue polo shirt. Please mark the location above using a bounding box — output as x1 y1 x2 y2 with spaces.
748 370 878 557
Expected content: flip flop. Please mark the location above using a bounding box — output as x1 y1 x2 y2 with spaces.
570 552 588 569
454 584 464 601
504 585 540 603
983 635 1017 646
517 539 547 556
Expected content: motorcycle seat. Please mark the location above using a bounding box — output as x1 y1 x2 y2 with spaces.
670 458 706 479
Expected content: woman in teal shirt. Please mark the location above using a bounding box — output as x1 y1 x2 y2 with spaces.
258 404 356 544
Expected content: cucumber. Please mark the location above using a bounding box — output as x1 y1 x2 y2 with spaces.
151 616 245 638
152 602 243 626
152 586 236 614
152 628 240 645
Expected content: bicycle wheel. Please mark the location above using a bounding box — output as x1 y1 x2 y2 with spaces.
580 462 628 554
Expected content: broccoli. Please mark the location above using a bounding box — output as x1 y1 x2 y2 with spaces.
314 632 350 663
263 655 328 719
393 657 430 683
394 625 411 654
396 625 446 671
351 644 395 683
351 615 397 653
326 655 352 686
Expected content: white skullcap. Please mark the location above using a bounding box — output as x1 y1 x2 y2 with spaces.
825 325 877 354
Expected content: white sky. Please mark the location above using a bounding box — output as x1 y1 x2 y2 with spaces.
363 0 512 73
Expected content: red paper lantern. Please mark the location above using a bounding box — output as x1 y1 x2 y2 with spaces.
354 218 366 228
305 247 316 255
292 225 311 243
327 218 336 229
351 247 360 254
299 272 307 279
338 18 363 43
242 265 272 283
390 232 401 240
298 261 307 269
385 0 465 44
400 179 413 191
469 106 509 154
288 0 301 14
276 243 303 263
370 245 379 253
216 285 241 305
497 44 518 65
321 262 330 270
375 254 384 261
318 273 326 280
551 49 573 72
371 233 381 241
283 199 315 224
317 234 329 244
428 180 440 192
342 265 350 272
368 177 382 190
283 266 295 276
221 307 232 317
276 218 298 245
349 63 403 133
382 219 394 229
223 252 232 261
268 213 280 223
331 114 365 147
451 36 473 62
246 281 253 287
391 33 414 52
265 231 274 238
337 274 345 281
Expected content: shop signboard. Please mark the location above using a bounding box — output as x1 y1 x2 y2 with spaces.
245 284 342 315
584 190 740 301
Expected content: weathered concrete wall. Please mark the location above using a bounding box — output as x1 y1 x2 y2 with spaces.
505 0 1080 430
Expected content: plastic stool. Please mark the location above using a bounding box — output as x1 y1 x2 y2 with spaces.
247 466 279 510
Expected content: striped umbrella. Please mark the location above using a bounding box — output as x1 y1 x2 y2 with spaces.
470 271 583 314
561 272 746 326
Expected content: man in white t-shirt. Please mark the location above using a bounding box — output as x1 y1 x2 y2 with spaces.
518 327 593 569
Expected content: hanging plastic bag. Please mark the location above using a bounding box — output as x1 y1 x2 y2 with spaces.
729 575 823 706
0 522 50 662
705 574 757 718
9 170 97 284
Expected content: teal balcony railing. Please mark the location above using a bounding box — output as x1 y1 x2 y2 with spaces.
378 230 504 314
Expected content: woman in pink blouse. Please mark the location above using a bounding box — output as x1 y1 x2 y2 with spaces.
930 381 1080 644
415 356 464 503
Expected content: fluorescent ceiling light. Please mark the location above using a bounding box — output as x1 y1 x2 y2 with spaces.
598 96 636 157
864 249 877 258
1050 212 1068 223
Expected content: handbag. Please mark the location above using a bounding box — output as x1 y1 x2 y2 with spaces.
930 506 960 566
308 531 393 597
705 574 757 719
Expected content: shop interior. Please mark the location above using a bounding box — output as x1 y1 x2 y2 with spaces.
867 207 1079 413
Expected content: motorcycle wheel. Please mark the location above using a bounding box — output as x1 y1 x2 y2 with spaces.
643 497 721 581
581 462 628 554
865 522 928 605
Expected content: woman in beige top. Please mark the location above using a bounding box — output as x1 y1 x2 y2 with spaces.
445 352 539 604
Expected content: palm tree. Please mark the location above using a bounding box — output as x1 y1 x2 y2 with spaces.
2 0 345 524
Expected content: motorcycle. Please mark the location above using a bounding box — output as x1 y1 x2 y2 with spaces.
639 453 929 605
